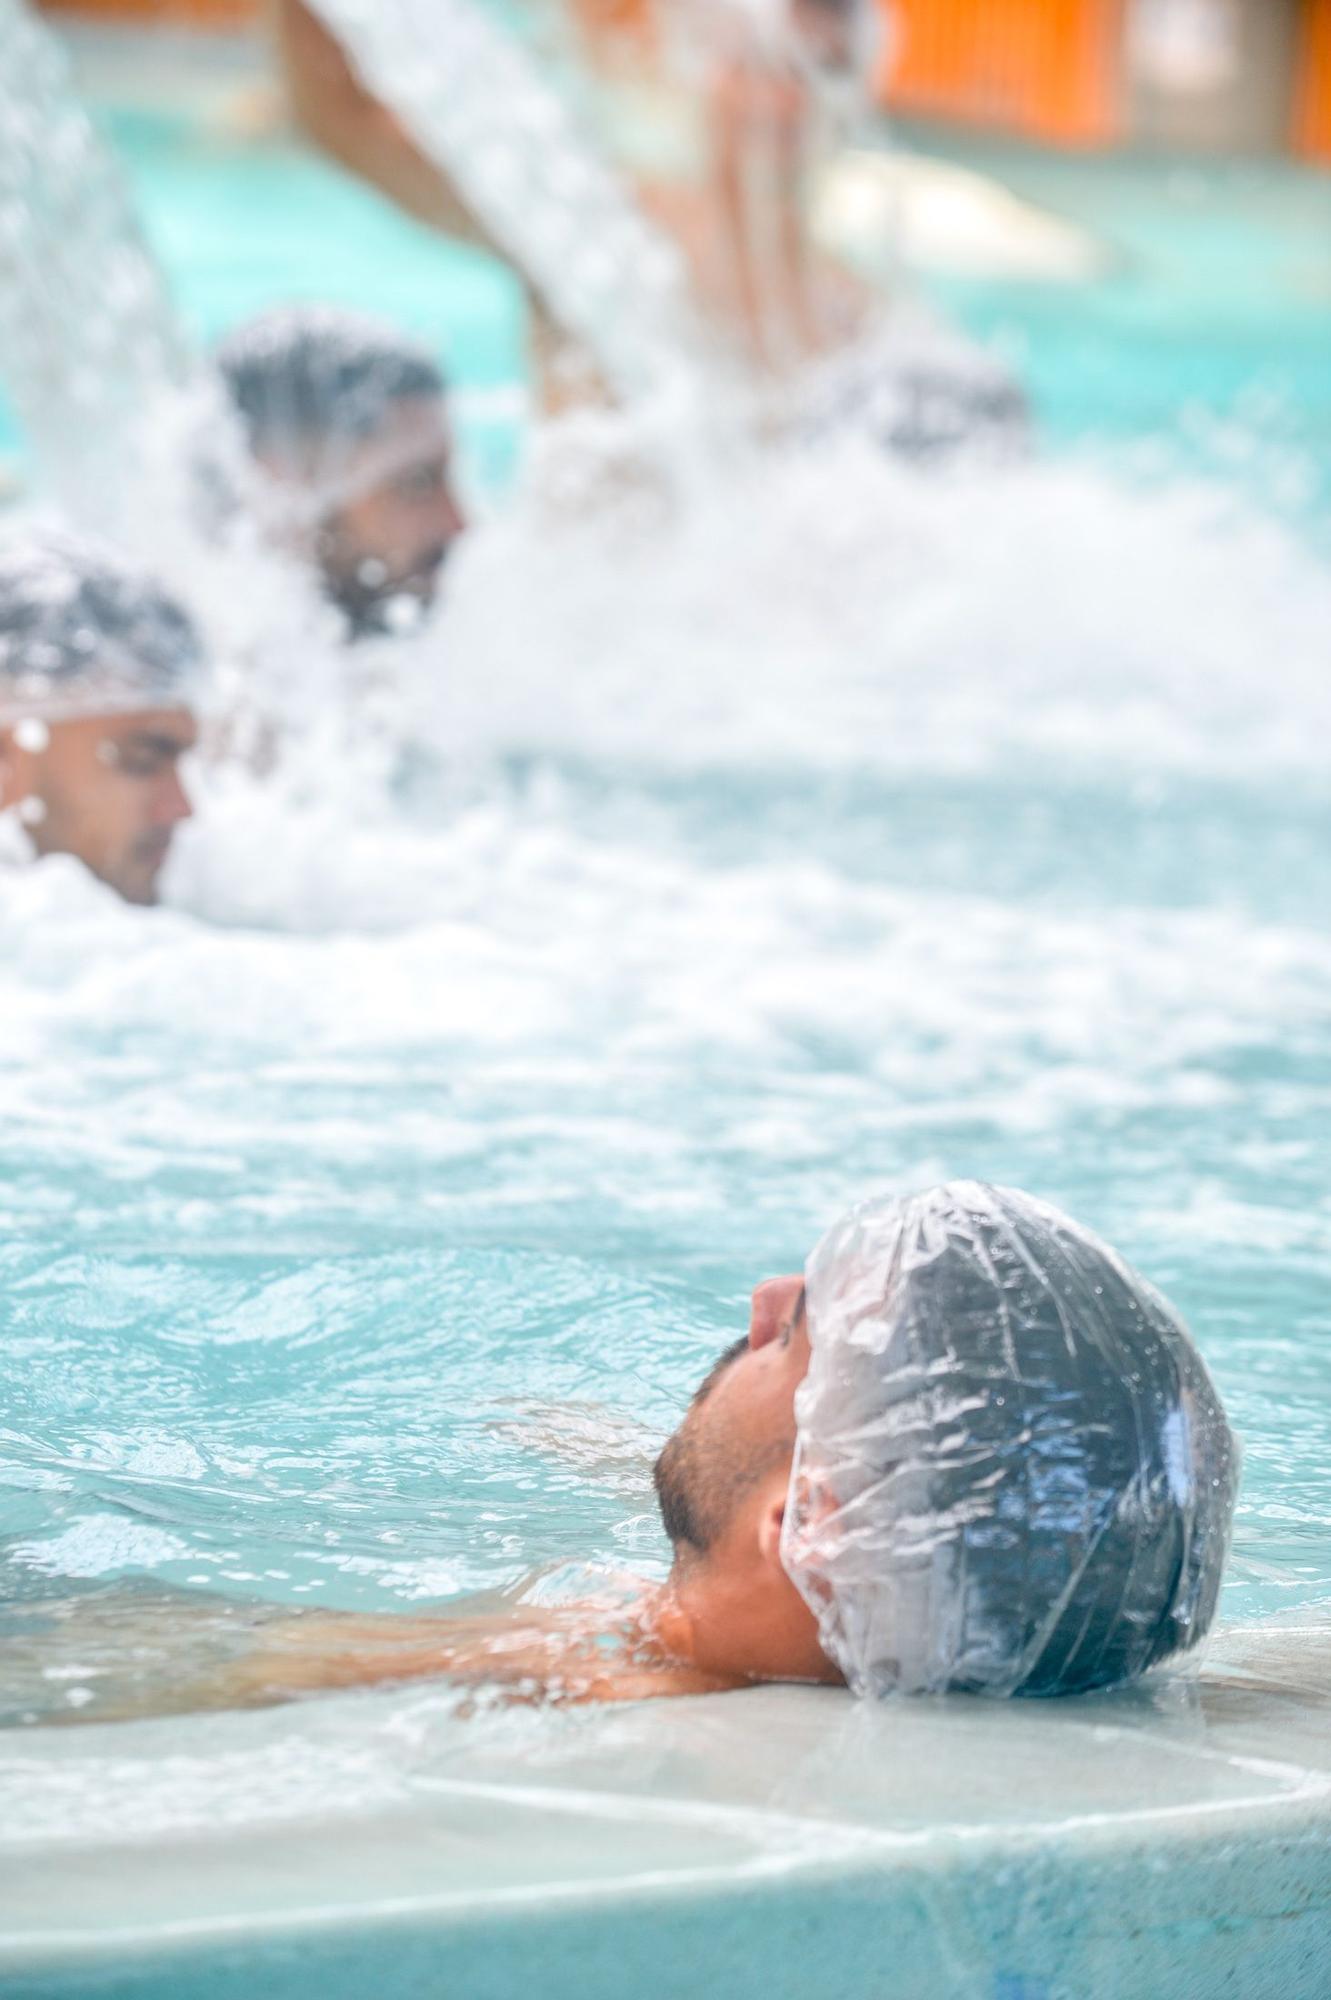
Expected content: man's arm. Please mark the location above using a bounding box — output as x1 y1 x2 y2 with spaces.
271 1 580 397
176 1603 729 1708
273 0 496 245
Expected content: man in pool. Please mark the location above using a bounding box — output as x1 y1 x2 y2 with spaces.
0 528 204 907
145 1181 1237 1717
217 305 467 639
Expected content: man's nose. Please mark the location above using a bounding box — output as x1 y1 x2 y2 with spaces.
156 769 193 826
748 1274 803 1350
439 486 467 546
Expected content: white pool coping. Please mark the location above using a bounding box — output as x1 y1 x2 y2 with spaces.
1 1618 1328 1998
816 148 1110 285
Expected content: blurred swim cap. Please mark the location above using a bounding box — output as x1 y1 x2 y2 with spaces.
781 1182 1239 1699
217 305 446 467
0 526 206 725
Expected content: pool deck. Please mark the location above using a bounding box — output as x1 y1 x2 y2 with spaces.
2 1619 1329 2000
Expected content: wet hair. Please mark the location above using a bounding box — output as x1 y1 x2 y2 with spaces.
217 305 446 458
652 1439 707 1554
0 526 204 721
783 1183 1240 1700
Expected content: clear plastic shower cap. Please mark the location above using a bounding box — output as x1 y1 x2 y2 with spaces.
217 306 445 466
781 1182 1239 1699
0 527 206 725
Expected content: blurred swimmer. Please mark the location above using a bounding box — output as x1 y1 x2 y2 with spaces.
217 305 466 638
570 0 884 373
51 1182 1237 1721
706 0 884 369
0 528 203 906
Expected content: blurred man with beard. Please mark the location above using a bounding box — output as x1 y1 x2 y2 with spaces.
218 305 467 639
0 528 203 907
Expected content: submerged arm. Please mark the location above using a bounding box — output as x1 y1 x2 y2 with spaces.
187 1601 737 1709
29 1591 738 1724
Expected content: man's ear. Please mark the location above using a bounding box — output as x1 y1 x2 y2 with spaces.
756 1477 788 1573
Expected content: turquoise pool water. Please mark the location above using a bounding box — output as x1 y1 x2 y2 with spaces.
5 41 1331 515
905 129 1331 531
3 430 1330 1714
1 0 1330 1772
2 31 1331 1998
0 82 527 498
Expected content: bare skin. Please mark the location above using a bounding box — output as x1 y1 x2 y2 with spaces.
271 0 575 392
273 0 870 387
579 1 874 373
238 1276 834 1709
649 1275 839 1688
159 1601 737 1717
252 395 467 631
274 0 492 247
33 1279 840 1724
0 707 197 905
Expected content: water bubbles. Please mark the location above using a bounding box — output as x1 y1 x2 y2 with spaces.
0 0 191 513
383 591 426 635
13 717 48 753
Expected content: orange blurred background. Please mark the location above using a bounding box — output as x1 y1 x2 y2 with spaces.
36 0 1331 161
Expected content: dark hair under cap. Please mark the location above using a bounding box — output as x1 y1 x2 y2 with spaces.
217 305 446 457
783 1182 1240 1699
0 526 204 720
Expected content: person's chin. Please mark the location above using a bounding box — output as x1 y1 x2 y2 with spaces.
112 867 162 908
393 563 443 616
415 558 446 603
400 545 450 608
92 869 157 907
335 575 431 639
112 841 171 907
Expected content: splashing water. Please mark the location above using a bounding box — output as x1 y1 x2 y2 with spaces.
2 421 1330 1739
0 0 199 516
0 0 1327 1752
306 0 717 413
